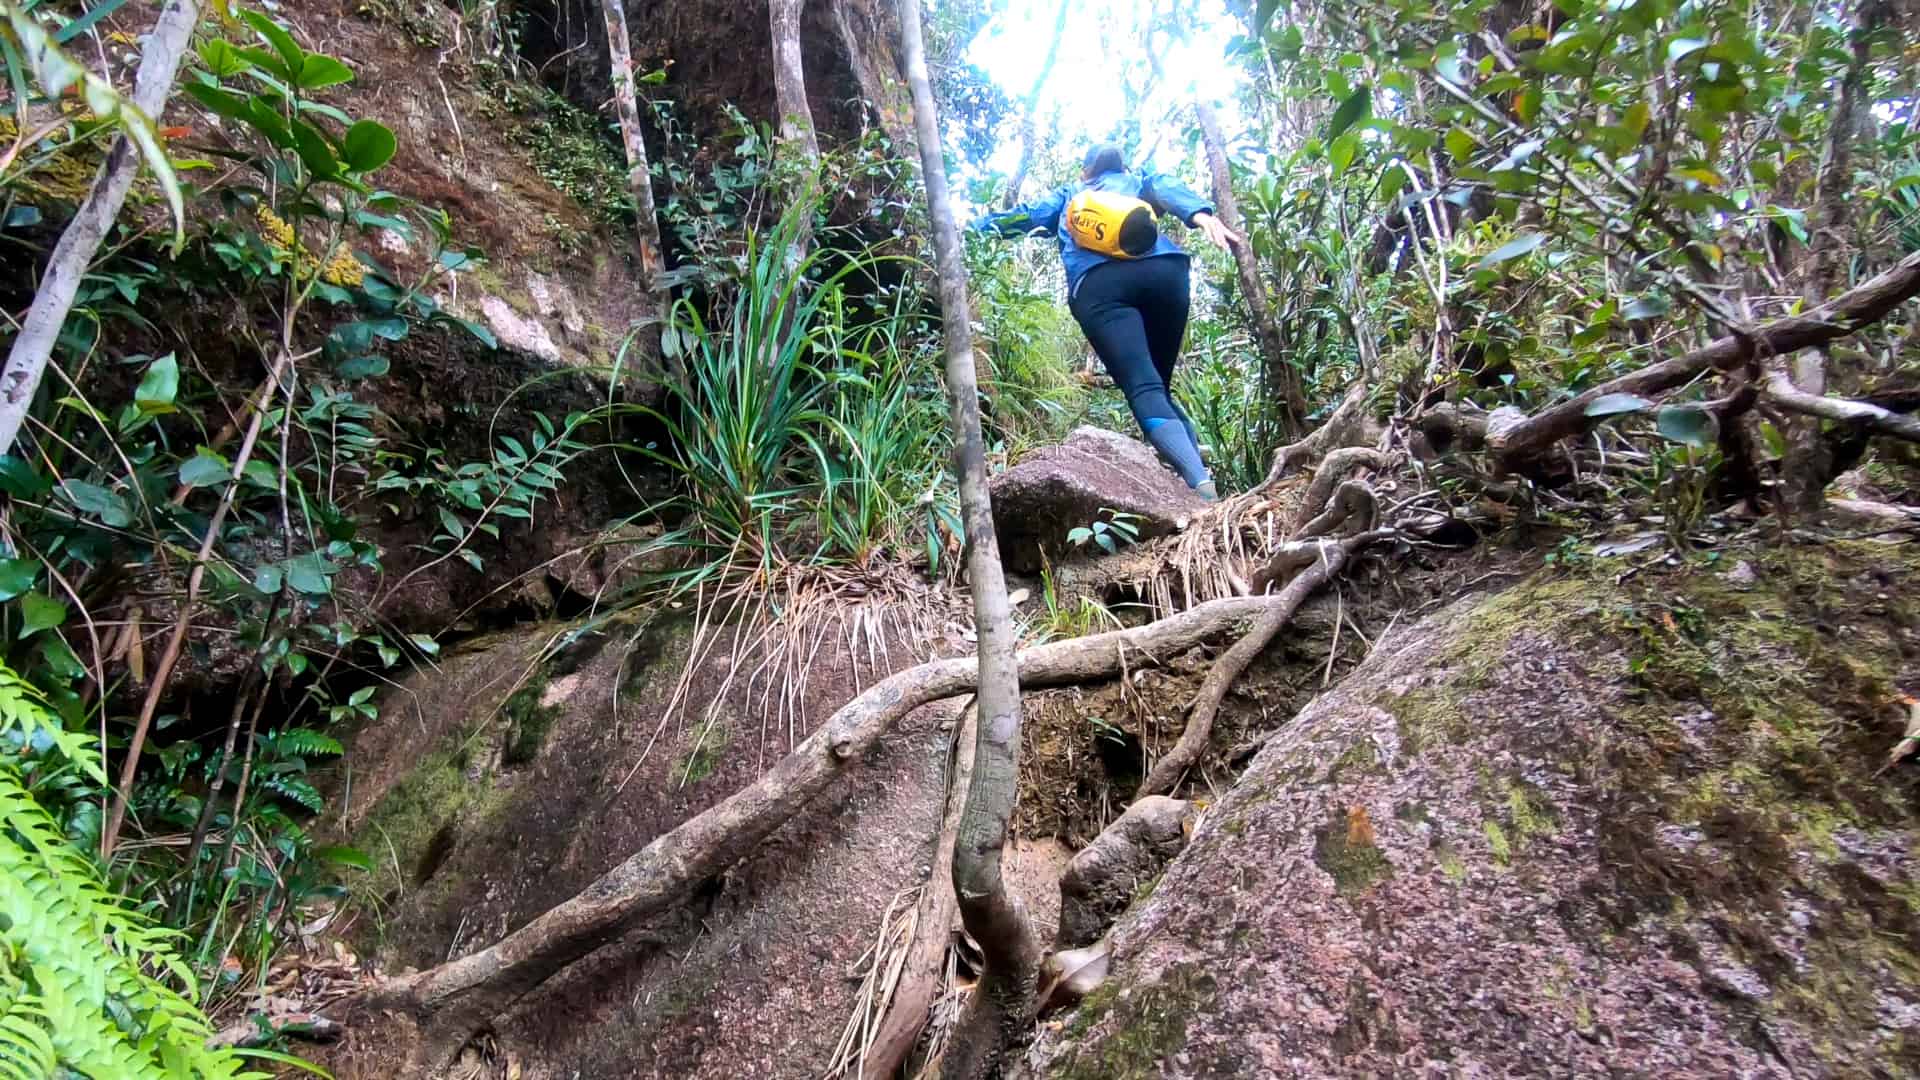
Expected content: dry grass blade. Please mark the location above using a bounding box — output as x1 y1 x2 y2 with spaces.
825 886 923 1078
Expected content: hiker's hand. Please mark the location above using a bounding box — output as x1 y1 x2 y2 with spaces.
1191 212 1243 252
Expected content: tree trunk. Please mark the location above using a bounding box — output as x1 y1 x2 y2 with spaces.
769 0 821 259
0 0 200 457
830 0 917 160
898 0 1041 1075
1001 0 1071 209
598 0 668 345
1196 100 1304 434
770 0 822 171
1781 0 1889 514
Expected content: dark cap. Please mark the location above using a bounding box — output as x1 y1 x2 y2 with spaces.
1082 143 1127 180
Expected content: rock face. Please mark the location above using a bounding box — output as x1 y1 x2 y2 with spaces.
990 427 1206 574
322 606 959 1080
1027 543 1920 1078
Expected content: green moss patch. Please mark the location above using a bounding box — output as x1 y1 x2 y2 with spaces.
1054 965 1217 1080
673 719 731 785
1313 807 1394 897
502 672 562 766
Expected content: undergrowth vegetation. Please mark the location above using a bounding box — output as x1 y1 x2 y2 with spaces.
2 0 1919 1071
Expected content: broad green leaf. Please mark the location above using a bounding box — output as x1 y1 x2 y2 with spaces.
19 591 68 636
1326 86 1371 140
315 845 374 871
289 116 339 179
58 480 133 527
0 557 39 601
183 81 250 120
1514 85 1540 124
295 53 353 89
134 353 179 414
1477 233 1546 269
1446 126 1475 165
432 312 497 349
1328 132 1361 175
366 316 409 340
177 448 233 488
1758 421 1787 460
254 565 284 594
1657 404 1718 448
1254 0 1279 34
1583 393 1654 418
284 551 337 595
407 633 440 656
233 43 294 80
340 119 397 174
242 94 295 147
1887 173 1920 193
242 10 305 72
0 454 50 498
1622 295 1671 320
337 355 390 380
1667 37 1708 65
1624 100 1650 137
197 37 249 78
243 459 279 488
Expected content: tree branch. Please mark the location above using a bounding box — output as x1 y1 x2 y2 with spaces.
1488 249 1920 468
1763 367 1920 445
0 0 201 456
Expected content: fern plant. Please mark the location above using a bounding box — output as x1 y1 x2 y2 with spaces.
0 664 267 1078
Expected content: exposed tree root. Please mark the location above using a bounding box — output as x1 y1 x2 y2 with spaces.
1291 448 1390 531
348 592 1298 1074
1825 497 1920 534
1053 795 1193 950
856 700 975 1080
1136 529 1392 800
1256 383 1376 491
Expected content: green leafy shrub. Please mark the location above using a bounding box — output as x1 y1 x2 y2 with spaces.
0 664 275 1078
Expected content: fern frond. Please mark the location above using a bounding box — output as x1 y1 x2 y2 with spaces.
263 775 324 813
0 993 55 1080
0 666 102 785
0 656 270 1078
264 728 344 758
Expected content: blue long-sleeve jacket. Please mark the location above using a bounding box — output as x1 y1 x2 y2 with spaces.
972 169 1214 296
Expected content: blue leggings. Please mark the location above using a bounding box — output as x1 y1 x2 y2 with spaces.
1069 256 1208 487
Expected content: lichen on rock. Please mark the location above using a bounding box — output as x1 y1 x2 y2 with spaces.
1026 540 1920 1077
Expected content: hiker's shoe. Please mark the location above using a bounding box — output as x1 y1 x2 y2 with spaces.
1195 480 1220 503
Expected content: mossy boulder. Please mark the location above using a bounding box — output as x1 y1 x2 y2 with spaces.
1026 540 1920 1077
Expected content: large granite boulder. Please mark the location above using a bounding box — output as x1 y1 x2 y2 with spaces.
1026 544 1920 1078
990 427 1206 574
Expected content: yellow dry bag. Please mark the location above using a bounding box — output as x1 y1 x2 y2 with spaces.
1065 188 1159 258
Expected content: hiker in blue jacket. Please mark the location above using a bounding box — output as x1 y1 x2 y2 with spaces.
973 143 1241 500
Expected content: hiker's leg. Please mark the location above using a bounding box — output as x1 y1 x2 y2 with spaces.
1139 258 1204 454
1071 264 1210 489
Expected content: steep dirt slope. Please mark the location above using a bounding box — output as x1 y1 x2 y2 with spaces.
323 604 968 1078
1025 540 1920 1078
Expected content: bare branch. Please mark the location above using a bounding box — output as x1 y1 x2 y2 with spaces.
1763 368 1920 444
1489 249 1920 468
0 0 201 456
